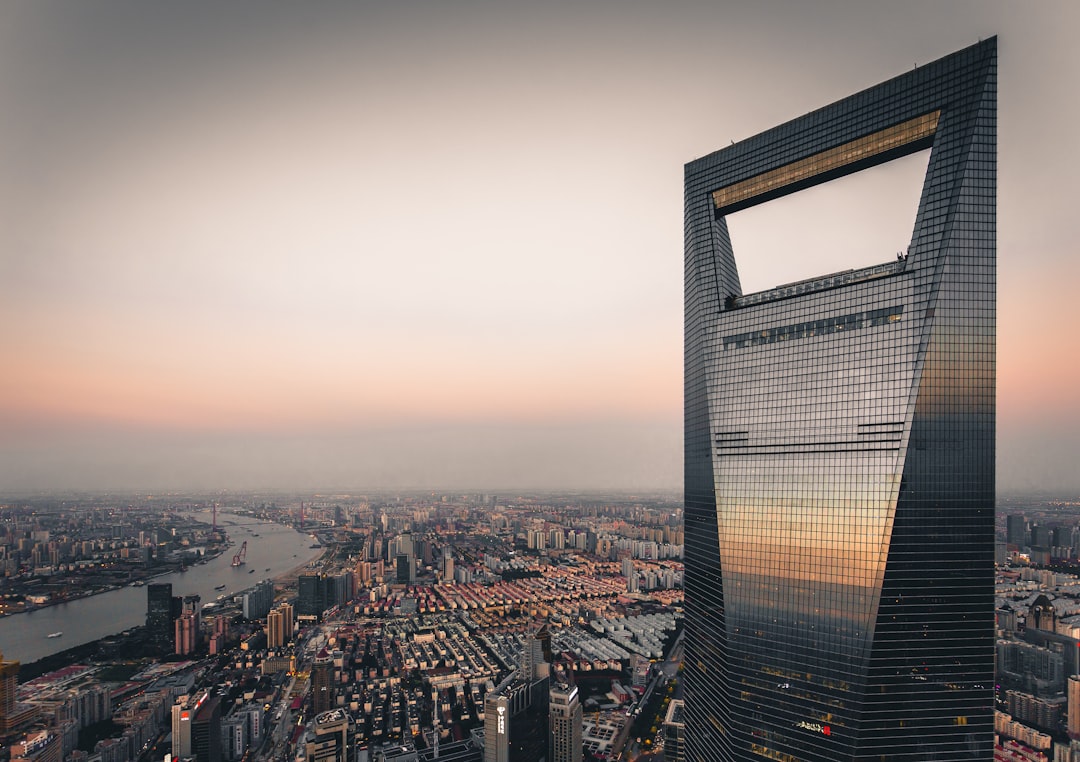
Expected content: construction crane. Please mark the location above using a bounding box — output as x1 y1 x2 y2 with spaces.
231 540 247 567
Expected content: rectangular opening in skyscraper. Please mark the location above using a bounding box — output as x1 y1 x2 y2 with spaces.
725 148 931 295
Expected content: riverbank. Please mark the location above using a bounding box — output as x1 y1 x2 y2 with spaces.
0 519 322 665
17 627 147 683
0 550 226 619
271 548 328 589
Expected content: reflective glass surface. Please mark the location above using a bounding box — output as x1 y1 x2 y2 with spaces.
684 39 996 762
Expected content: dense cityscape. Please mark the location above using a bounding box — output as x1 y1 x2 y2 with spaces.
4 3 1077 761
0 492 686 762
1 492 1080 762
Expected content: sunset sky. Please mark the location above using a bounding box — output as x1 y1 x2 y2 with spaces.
1 1 1077 493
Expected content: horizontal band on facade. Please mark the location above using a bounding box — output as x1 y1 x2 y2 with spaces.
712 111 940 215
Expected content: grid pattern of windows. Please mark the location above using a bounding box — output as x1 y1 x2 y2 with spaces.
683 39 995 762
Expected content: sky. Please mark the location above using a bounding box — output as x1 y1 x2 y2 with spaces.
1 1 1077 494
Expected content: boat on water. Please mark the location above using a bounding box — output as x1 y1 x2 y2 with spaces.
214 584 227 591
47 631 63 639
249 569 254 573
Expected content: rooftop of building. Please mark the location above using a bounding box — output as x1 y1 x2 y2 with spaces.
314 708 349 726
665 698 685 727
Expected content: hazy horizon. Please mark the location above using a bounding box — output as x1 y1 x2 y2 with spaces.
2 1 1078 494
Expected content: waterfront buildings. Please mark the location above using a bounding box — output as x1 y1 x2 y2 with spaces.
146 583 178 655
0 651 17 731
174 612 198 656
0 651 35 734
242 579 275 620
683 39 996 761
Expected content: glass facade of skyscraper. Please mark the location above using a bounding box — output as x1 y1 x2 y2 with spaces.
683 39 995 761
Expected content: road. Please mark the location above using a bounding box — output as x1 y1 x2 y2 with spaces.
611 628 684 761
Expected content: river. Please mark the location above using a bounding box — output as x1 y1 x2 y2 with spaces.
0 512 323 664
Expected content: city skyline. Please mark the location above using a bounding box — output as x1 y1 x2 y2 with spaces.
1 1 1077 493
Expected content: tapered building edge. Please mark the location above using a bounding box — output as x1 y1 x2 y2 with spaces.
684 39 995 762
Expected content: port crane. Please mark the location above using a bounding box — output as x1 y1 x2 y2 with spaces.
231 540 247 567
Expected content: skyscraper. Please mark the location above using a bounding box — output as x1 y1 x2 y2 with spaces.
521 624 552 682
191 694 222 762
0 650 19 733
549 682 582 762
483 678 550 762
266 608 286 649
172 694 197 760
484 625 552 762
147 583 180 654
175 611 198 656
1006 513 1027 548
683 39 995 761
298 574 331 621
312 648 334 715
243 579 275 620
1068 676 1080 738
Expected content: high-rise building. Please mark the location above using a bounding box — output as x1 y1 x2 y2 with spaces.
279 602 294 638
1068 676 1080 738
396 554 412 584
484 625 552 762
306 709 353 762
208 618 226 656
312 649 334 715
243 580 275 620
441 547 455 582
0 650 22 733
266 609 287 649
147 583 179 654
298 574 331 621
521 625 552 682
175 612 198 656
683 39 996 761
548 682 582 762
191 694 222 762
1006 514 1027 548
221 716 247 761
622 558 638 593
663 699 686 762
172 692 210 760
483 677 549 762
